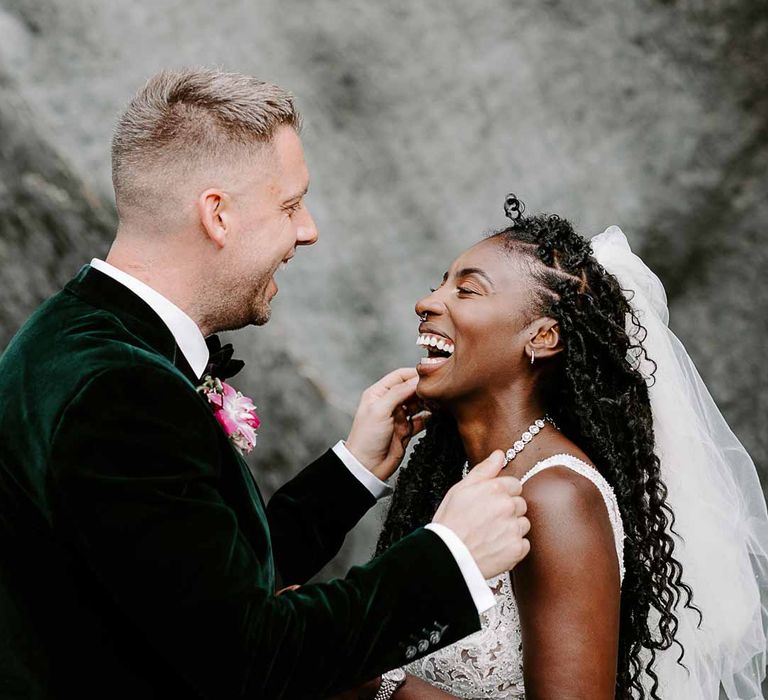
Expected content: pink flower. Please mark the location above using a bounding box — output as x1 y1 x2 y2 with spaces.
198 376 260 455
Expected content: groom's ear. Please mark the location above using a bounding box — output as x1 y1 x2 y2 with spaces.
198 189 230 248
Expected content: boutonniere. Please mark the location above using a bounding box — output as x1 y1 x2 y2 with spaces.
197 335 260 456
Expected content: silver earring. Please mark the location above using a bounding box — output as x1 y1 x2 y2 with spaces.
419 312 428 321
530 349 535 365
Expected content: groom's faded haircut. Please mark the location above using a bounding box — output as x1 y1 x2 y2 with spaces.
111 68 301 218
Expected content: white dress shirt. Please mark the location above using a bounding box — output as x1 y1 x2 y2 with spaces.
90 259 210 378
90 258 495 614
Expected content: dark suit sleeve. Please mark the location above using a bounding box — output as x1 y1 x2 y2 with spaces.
267 449 377 584
49 366 480 700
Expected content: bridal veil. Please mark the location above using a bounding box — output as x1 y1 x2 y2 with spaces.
591 226 768 699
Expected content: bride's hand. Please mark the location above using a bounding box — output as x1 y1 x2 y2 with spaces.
327 673 460 699
345 368 431 481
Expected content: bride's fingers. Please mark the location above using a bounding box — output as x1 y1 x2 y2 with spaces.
275 584 301 596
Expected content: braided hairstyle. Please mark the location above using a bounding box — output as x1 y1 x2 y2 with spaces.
377 196 698 699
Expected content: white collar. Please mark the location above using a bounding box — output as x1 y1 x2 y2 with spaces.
89 258 209 379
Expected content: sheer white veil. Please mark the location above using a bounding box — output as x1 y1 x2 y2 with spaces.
591 226 768 699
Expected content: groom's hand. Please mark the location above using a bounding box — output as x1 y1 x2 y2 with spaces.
345 368 431 482
432 451 531 579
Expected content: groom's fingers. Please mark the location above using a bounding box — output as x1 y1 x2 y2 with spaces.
401 394 426 415
392 404 408 434
407 410 431 437
462 451 507 485
366 367 418 400
462 454 524 498
432 451 531 577
518 516 531 537
372 376 419 416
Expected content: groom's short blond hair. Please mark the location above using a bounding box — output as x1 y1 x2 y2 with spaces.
111 68 301 218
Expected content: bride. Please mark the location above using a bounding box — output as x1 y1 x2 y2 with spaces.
372 196 768 699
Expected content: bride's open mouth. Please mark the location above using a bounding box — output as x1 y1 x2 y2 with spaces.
416 331 455 375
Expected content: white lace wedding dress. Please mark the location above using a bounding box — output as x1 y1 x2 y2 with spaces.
406 453 625 699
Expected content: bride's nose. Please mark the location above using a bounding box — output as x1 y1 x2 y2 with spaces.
415 292 444 320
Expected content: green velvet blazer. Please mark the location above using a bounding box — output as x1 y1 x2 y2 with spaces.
0 265 479 699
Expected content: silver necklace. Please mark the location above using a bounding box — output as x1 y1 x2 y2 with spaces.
462 415 556 478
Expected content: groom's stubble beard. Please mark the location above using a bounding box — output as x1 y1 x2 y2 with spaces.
200 266 274 334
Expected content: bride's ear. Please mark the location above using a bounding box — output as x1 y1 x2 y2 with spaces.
527 318 562 362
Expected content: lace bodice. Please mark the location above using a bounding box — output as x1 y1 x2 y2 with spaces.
406 454 625 699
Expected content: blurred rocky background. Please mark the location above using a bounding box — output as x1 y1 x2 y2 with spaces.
0 0 766 577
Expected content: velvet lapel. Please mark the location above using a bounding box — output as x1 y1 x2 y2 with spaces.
64 265 272 566
64 265 200 384
172 350 201 385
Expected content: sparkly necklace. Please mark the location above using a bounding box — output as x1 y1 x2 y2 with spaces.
462 415 556 478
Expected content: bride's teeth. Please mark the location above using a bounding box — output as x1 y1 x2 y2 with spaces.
416 333 455 352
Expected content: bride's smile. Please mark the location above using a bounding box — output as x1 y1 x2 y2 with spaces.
413 238 560 415
416 329 454 370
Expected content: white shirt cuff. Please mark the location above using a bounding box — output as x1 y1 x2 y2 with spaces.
425 523 496 614
332 440 392 500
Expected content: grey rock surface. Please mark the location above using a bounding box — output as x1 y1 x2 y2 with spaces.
0 0 766 577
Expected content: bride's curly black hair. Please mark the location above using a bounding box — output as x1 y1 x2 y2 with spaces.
376 200 698 699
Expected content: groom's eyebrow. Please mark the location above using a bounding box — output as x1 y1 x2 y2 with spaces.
283 184 309 205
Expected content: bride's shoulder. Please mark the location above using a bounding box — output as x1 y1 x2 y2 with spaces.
521 462 606 523
518 459 619 565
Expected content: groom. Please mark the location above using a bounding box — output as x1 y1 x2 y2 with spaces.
0 69 530 699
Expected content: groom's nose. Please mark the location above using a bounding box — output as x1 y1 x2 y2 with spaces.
296 206 318 247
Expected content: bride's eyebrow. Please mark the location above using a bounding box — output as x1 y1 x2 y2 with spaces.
456 267 495 289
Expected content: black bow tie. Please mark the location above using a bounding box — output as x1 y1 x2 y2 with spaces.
202 335 245 381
